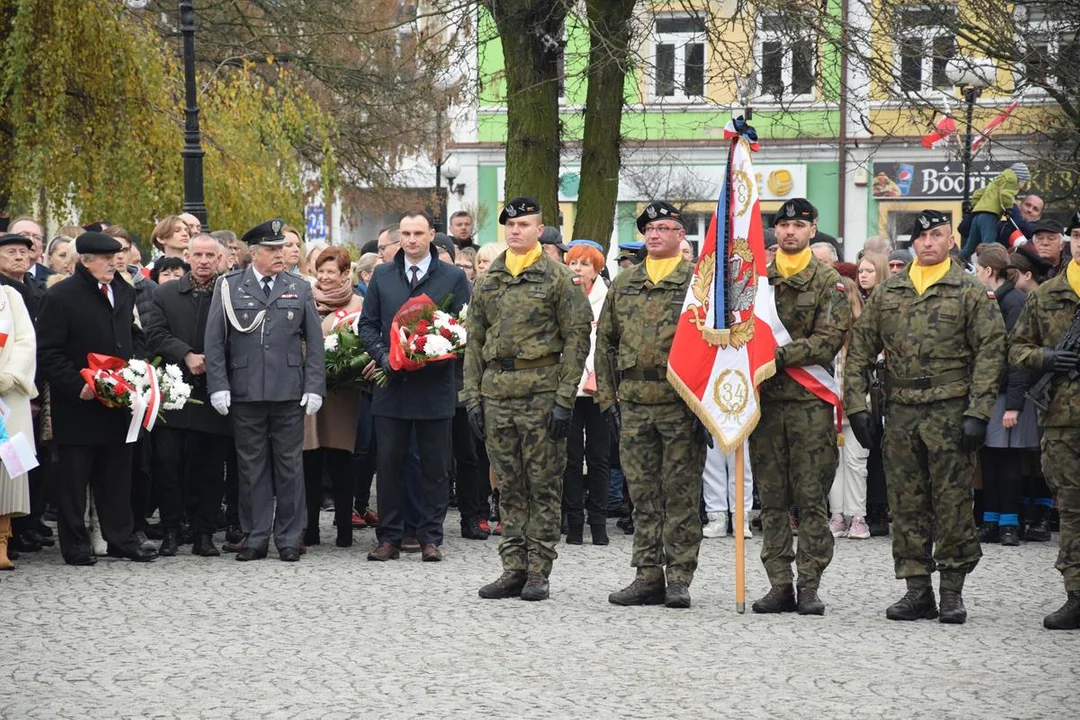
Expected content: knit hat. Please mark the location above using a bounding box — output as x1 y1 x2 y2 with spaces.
1010 163 1031 184
888 248 913 263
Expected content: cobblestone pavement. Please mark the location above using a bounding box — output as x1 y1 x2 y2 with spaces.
1 513 1076 719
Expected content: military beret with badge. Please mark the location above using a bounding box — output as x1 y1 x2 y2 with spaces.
499 196 541 225
636 201 683 234
0 233 33 250
74 231 122 255
910 209 950 238
772 198 817 226
242 219 287 247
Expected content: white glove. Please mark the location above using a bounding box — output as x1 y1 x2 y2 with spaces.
210 391 231 416
300 393 322 415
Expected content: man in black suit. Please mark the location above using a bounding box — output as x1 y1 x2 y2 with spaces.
358 212 470 562
144 233 233 557
8 218 53 292
36 232 157 565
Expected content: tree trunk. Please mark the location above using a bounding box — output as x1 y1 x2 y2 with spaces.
571 0 635 251
487 0 567 227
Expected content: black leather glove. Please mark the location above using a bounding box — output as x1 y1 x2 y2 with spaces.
692 417 714 448
1042 349 1079 373
467 405 485 441
602 404 622 436
959 417 988 453
546 404 573 441
848 411 878 450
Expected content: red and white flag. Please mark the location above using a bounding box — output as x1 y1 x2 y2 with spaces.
971 98 1020 155
667 118 776 452
921 114 957 149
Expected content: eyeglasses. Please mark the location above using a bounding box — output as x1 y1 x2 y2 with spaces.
378 241 400 252
643 224 681 233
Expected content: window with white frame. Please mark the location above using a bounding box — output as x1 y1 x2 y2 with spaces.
652 15 707 101
893 5 956 94
756 12 816 101
1017 4 1079 91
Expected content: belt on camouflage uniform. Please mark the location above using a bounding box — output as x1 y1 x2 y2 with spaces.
487 354 560 371
887 368 969 390
621 367 667 382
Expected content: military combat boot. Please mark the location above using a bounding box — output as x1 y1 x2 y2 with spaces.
478 570 527 599
886 586 938 621
520 572 550 601
664 582 691 609
1025 506 1052 542
609 576 665 606
796 587 825 615
938 590 968 624
751 584 797 614
1043 591 1080 630
159 529 180 557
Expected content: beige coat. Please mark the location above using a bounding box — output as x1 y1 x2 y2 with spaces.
304 294 364 452
0 286 37 516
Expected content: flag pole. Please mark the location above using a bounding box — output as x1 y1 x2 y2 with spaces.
734 443 746 613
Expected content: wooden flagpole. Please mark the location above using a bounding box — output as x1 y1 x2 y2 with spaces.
734 443 746 613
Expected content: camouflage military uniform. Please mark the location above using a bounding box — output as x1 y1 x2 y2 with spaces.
595 259 707 587
750 256 850 591
846 260 1004 591
462 251 591 576
1008 273 1080 594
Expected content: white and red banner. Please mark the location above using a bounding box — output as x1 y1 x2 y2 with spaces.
921 114 957 149
667 119 777 453
971 97 1020 155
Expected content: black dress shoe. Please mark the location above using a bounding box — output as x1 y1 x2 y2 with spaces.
235 546 268 561
279 547 301 562
66 555 98 566
25 529 55 547
225 525 244 544
107 546 158 562
9 534 42 553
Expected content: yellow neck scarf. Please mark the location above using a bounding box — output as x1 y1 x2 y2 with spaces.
1067 260 1080 298
774 247 812 278
645 256 682 284
505 244 543 278
909 259 951 296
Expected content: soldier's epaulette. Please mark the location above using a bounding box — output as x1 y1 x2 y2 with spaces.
222 268 245 279
280 269 305 281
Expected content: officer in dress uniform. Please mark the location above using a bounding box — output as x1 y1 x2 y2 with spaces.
204 220 326 562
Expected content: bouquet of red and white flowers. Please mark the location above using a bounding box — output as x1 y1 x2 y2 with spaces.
80 353 198 443
324 310 389 390
389 294 468 372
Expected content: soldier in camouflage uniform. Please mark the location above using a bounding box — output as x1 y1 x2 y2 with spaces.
463 197 591 602
1008 209 1080 630
846 209 1005 625
595 201 707 609
749 198 851 617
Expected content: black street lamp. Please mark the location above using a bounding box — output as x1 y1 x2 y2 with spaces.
128 1 209 229
946 59 993 213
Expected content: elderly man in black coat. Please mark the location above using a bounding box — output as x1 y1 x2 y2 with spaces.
36 232 157 565
145 233 233 558
358 212 470 562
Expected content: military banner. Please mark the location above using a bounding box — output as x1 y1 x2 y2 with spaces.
667 118 776 453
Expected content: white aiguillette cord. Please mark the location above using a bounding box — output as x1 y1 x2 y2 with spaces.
220 277 266 335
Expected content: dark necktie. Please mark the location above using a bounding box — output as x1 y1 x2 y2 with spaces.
409 265 420 290
262 276 273 298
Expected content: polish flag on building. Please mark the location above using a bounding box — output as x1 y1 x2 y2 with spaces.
666 118 776 452
921 114 957 149
971 98 1020 155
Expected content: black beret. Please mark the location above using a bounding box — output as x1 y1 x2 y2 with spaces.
0 233 33 250
241 219 286 246
910 209 950 238
1067 210 1080 235
1033 218 1064 236
74 231 122 255
432 233 456 261
636 201 684 234
499 197 541 225
539 225 567 251
773 198 817 226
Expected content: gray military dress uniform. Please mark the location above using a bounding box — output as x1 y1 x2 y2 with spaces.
204 220 326 554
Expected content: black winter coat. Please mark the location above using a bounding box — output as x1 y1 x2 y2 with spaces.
37 263 147 445
358 245 470 420
995 280 1035 409
144 273 231 435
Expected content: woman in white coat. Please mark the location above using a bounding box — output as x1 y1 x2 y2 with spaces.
0 270 37 572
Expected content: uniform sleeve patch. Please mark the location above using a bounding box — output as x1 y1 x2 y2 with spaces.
572 276 583 285
986 291 996 299
836 282 845 293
